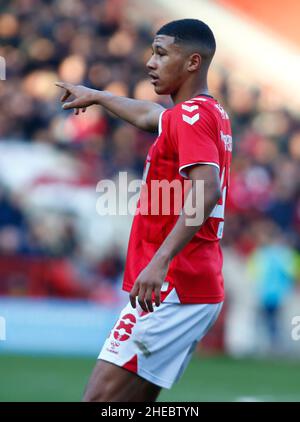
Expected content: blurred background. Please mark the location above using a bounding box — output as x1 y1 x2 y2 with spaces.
0 0 300 402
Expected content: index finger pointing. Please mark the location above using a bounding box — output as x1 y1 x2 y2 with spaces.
55 82 65 89
55 81 73 91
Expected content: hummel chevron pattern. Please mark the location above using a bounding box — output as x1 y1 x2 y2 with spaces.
182 104 199 112
182 104 200 125
182 114 200 125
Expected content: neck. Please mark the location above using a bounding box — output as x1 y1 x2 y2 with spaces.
171 79 209 105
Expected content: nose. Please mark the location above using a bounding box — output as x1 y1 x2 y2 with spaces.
146 54 157 70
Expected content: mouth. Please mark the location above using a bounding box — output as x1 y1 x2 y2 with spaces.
149 73 159 85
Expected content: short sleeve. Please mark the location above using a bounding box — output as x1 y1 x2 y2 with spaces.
174 102 220 178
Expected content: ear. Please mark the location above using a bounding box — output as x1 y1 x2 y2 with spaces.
187 53 202 72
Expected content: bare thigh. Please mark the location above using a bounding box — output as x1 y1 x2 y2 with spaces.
82 359 161 402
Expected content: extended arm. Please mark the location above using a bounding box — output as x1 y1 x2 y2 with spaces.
55 82 165 132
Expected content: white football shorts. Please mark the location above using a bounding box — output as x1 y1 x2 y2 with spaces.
98 288 223 389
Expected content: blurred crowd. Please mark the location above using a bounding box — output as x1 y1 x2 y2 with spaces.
0 0 299 321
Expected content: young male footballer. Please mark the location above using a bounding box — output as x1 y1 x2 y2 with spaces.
57 19 232 402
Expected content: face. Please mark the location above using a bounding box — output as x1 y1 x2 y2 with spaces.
146 35 188 95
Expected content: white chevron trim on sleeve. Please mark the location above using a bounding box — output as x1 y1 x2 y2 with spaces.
182 113 200 125
182 104 199 112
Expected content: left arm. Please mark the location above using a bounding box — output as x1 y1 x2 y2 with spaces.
129 164 221 312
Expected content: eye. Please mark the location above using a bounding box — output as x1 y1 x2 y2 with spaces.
150 48 166 57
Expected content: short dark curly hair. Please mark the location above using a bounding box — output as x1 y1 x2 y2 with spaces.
156 19 216 61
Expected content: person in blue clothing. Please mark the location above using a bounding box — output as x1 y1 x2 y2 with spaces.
248 220 296 351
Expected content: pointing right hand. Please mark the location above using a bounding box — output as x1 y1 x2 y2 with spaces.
55 82 98 115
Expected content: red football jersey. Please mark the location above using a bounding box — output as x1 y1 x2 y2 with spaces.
122 95 232 303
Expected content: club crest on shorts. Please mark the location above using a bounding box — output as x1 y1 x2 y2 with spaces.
113 313 137 342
